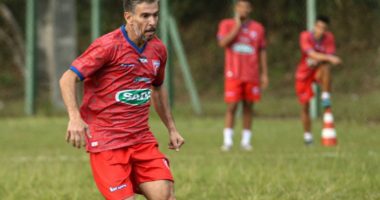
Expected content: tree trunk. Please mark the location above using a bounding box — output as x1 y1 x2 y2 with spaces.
39 0 77 109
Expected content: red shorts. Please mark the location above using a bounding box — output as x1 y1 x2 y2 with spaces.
224 79 261 103
295 70 319 104
90 142 173 200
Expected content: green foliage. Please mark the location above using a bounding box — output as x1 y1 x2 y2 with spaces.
0 0 379 115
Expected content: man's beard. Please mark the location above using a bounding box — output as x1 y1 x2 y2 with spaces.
132 23 155 42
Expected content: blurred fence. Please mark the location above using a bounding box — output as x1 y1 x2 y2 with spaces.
0 0 379 117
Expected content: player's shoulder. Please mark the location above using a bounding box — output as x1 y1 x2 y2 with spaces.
300 30 311 38
148 36 167 58
150 36 166 50
324 31 335 40
250 20 264 28
92 27 124 49
219 18 235 26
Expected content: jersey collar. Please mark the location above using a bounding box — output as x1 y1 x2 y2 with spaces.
309 31 325 44
121 25 147 54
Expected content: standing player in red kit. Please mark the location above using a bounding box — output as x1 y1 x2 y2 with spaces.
295 15 342 144
217 0 268 151
59 0 184 199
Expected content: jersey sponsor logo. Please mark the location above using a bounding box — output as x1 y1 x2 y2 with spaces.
138 57 148 63
115 89 151 106
120 63 135 68
134 77 152 83
109 184 127 192
232 43 255 54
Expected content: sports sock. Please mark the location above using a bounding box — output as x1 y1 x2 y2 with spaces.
321 92 331 100
223 128 234 146
241 129 252 146
304 132 313 141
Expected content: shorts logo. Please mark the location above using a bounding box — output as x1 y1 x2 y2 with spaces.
115 89 151 106
252 87 260 95
109 184 127 192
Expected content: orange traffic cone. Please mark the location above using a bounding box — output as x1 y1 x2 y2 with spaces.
321 108 337 146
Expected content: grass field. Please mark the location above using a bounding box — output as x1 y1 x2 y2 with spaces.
0 114 379 200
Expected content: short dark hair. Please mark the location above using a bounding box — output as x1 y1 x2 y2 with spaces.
123 0 158 12
316 15 330 25
236 0 252 4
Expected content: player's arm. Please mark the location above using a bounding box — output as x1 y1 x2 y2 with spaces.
59 70 91 149
260 49 269 89
218 15 241 48
151 85 184 151
300 32 341 65
307 50 341 66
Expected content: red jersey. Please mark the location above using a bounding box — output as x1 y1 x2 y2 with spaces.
217 19 266 83
70 25 166 153
296 31 336 80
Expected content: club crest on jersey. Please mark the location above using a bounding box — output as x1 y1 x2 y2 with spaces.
152 60 161 75
115 89 151 106
250 31 258 39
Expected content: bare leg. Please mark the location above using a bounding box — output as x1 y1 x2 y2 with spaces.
222 102 239 150
316 64 332 93
316 64 332 108
301 102 311 133
139 180 175 200
241 101 254 150
224 102 239 128
242 101 253 130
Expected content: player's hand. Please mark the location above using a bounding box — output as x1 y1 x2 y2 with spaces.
261 73 269 90
328 55 342 66
168 130 185 152
234 12 242 28
66 118 91 149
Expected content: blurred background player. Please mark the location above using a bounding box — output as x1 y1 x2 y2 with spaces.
59 0 184 199
295 15 342 145
217 0 268 151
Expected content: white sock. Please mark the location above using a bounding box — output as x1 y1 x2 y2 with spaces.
241 129 252 146
321 92 330 100
223 128 234 146
304 132 313 141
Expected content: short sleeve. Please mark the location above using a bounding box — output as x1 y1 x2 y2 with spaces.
70 39 110 81
325 33 336 55
300 32 313 54
152 46 167 87
217 20 229 40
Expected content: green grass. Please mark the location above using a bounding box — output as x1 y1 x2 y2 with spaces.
0 115 379 199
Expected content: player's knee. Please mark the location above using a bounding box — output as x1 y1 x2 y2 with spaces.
226 103 238 113
242 101 253 109
155 189 175 200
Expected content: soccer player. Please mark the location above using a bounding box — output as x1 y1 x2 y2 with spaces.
59 0 184 199
295 15 342 144
217 0 268 151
